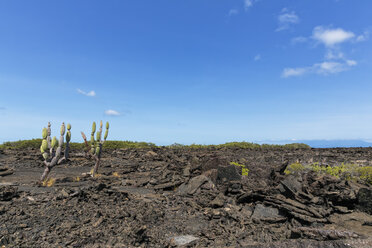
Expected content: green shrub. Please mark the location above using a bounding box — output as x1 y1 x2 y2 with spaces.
284 162 305 175
357 166 372 184
285 162 371 185
230 162 249 176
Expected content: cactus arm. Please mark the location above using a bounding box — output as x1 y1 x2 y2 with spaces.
81 132 89 149
47 122 52 149
103 121 109 144
81 131 92 158
90 121 96 146
63 125 71 161
56 123 66 164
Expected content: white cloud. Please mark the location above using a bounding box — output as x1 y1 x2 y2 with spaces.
282 60 357 78
77 89 96 97
315 61 347 75
254 54 261 61
104 109 121 116
282 67 308 77
312 26 355 47
346 60 357 66
276 9 299 31
228 9 239 16
284 25 363 78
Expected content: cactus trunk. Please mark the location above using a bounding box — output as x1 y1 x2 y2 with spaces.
91 142 103 177
40 166 51 182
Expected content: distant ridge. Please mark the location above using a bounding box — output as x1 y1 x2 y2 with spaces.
257 140 372 148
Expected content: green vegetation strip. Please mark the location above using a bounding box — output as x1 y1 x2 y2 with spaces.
0 140 310 150
168 142 310 149
0 139 157 150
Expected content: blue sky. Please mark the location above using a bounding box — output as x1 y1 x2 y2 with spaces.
0 0 371 145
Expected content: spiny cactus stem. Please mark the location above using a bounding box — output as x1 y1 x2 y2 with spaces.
81 131 92 155
49 147 55 160
64 139 70 160
57 134 68 164
47 122 52 149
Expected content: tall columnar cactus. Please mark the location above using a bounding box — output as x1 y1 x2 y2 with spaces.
40 122 71 182
81 121 109 177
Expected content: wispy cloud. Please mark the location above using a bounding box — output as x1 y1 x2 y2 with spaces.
312 26 355 47
291 36 308 44
228 9 239 16
282 67 308 78
282 60 357 78
254 54 261 61
244 0 253 9
356 31 370 42
104 109 121 116
276 8 299 32
77 88 96 97
244 0 260 10
316 60 357 74
325 51 344 60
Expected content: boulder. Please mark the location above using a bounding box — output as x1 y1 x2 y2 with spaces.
169 235 199 247
356 188 372 214
177 175 209 195
251 204 286 223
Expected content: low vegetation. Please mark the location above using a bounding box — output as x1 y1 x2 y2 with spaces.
230 162 249 176
0 139 156 150
285 162 372 185
1 140 309 150
169 142 311 149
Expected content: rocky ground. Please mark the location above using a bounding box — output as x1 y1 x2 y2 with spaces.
0 147 371 247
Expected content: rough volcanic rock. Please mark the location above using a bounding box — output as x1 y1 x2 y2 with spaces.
357 188 372 214
0 147 371 247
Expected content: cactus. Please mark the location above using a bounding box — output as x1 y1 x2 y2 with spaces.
40 122 71 182
81 120 109 177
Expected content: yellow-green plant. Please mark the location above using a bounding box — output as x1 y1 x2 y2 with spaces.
40 122 71 182
285 162 371 185
230 162 249 176
81 121 109 177
357 166 372 184
284 162 305 175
